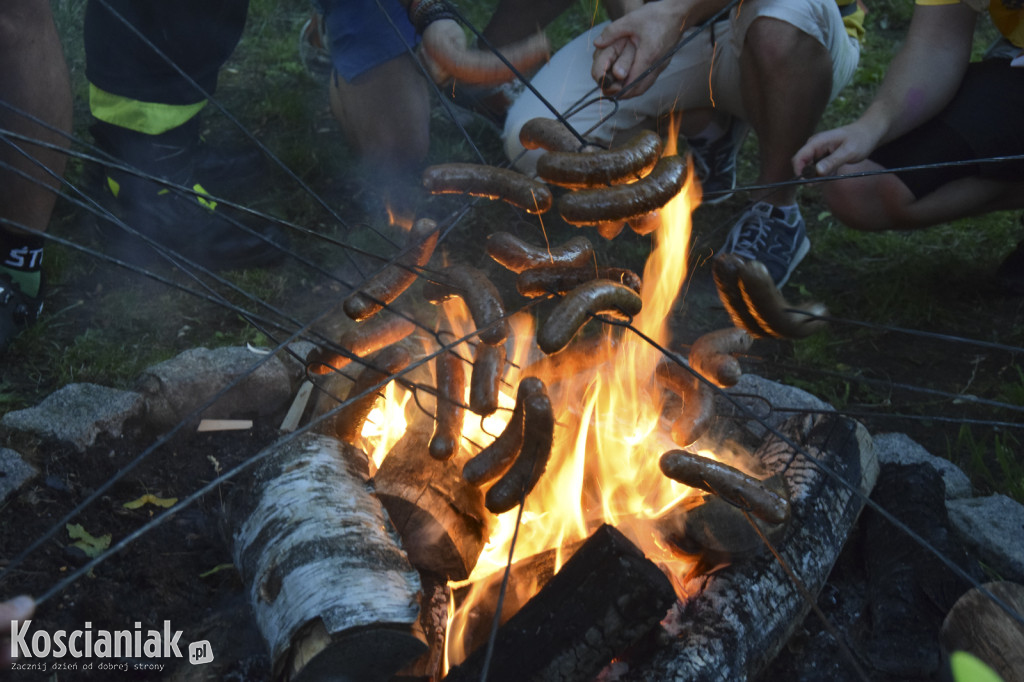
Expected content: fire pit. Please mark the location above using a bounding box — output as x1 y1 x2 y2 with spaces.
223 142 879 681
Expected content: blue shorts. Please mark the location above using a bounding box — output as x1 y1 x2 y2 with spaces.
317 0 420 82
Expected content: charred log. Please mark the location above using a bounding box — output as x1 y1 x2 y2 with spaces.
628 413 879 681
444 524 676 682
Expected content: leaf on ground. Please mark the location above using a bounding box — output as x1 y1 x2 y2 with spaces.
123 494 178 509
199 563 236 578
66 523 111 558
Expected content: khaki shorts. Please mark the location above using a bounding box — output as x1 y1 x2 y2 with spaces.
504 0 861 173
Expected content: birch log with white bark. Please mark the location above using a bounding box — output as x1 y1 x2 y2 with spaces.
229 432 425 681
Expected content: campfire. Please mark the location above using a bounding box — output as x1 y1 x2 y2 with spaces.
226 120 878 682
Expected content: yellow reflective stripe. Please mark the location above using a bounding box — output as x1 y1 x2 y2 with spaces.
89 84 207 135
104 177 217 211
193 183 217 211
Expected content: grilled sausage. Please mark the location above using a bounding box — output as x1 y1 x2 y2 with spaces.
308 314 416 375
659 449 791 525
519 117 585 153
423 163 553 214
655 359 715 447
536 130 663 189
688 327 753 388
711 253 771 338
422 264 510 346
463 376 546 485
343 218 438 322
557 155 686 226
486 232 594 273
469 341 505 416
429 347 466 461
516 265 641 299
536 279 642 355
484 391 555 514
737 259 828 339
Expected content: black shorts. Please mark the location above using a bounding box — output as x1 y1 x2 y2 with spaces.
869 58 1024 199
84 0 249 106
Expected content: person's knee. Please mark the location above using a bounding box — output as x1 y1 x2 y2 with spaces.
822 171 908 231
744 17 825 68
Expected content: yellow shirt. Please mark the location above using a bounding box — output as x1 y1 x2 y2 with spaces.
916 0 1024 48
837 0 868 42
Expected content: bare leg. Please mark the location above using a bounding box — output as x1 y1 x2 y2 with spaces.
0 0 73 234
825 159 1024 231
329 53 429 225
739 18 832 207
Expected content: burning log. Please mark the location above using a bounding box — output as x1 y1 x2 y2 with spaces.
397 574 452 682
444 524 677 682
628 412 879 681
451 544 568 658
228 432 426 681
310 345 411 445
375 423 492 581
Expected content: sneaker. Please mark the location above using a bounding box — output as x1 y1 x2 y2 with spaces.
687 117 749 205
996 240 1024 296
721 201 810 287
0 274 42 352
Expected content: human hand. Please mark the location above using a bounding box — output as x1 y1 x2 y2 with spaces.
591 3 683 98
421 19 549 86
792 121 881 178
1 596 35 668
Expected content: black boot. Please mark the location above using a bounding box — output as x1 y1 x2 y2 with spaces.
90 119 286 271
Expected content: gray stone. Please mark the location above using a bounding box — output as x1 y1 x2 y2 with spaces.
0 383 145 451
874 432 973 499
137 346 293 431
947 494 1024 583
0 448 38 503
726 374 834 439
283 341 317 381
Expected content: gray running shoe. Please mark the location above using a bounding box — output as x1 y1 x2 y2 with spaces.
721 201 810 287
687 117 749 205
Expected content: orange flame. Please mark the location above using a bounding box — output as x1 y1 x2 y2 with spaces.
363 127 709 671
444 137 704 666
